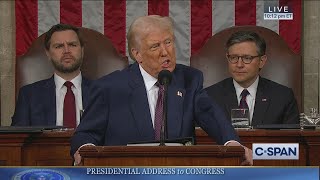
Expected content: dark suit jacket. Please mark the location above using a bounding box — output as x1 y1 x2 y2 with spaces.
11 76 91 126
71 63 239 155
205 77 299 126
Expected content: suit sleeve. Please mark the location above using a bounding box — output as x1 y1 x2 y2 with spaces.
11 88 30 126
70 82 110 156
193 72 240 144
283 88 300 124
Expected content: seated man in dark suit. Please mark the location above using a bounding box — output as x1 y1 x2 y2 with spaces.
11 24 91 128
205 31 299 126
71 15 252 166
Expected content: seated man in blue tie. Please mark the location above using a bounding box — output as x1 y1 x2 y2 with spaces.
11 24 92 128
205 31 299 126
71 15 253 166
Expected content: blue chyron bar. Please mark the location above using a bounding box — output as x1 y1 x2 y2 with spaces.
0 167 318 180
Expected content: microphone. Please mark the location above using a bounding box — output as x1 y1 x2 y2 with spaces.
157 70 172 146
158 69 172 86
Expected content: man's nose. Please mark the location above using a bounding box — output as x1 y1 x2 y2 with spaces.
236 57 244 67
160 44 168 56
63 43 70 53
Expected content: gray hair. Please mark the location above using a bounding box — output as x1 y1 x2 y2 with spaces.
127 15 174 60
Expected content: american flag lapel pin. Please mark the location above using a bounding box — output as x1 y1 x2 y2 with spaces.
262 98 267 102
177 91 183 97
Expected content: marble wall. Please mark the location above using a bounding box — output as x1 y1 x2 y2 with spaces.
0 1 15 126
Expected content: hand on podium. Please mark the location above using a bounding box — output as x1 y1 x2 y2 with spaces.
74 143 95 166
226 141 253 166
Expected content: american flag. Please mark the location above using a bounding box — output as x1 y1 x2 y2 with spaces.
16 0 301 65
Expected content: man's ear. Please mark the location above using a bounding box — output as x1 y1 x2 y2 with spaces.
45 48 50 60
225 53 229 61
81 46 84 57
259 55 267 69
131 48 142 63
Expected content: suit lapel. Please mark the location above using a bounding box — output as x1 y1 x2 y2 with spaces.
129 64 155 139
166 74 185 138
252 78 270 126
45 77 57 126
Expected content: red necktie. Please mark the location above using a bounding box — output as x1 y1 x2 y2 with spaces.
154 83 164 140
239 89 249 109
63 81 76 128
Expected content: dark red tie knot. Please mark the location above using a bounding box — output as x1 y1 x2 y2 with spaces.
64 81 73 89
241 89 249 98
155 82 165 91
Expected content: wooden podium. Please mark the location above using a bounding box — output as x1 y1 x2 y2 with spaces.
79 145 244 166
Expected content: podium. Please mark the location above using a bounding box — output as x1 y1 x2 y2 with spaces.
79 145 244 166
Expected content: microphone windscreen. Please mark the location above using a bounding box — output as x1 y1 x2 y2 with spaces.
158 70 172 85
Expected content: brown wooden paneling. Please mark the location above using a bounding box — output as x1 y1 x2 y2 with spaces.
0 129 319 166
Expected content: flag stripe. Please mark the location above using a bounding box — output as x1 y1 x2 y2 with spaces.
60 0 82 26
82 0 104 34
16 0 38 57
279 0 302 54
148 0 169 16
235 0 256 25
104 0 126 55
169 0 190 65
38 0 60 36
212 0 235 34
126 0 147 62
256 0 279 34
191 0 212 55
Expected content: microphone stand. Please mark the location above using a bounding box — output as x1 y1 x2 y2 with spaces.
159 83 168 146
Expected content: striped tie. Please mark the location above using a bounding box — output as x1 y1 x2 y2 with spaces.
154 83 164 140
239 89 249 110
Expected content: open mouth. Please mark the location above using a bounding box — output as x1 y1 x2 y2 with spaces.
161 60 170 68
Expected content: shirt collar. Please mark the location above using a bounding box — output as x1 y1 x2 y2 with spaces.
233 76 259 99
54 72 82 90
139 65 157 91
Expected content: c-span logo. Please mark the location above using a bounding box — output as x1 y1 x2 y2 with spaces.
12 169 70 180
253 143 299 160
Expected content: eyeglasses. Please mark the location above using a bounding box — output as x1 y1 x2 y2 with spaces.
227 54 261 64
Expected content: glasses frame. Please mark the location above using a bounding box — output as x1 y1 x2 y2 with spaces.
227 54 261 64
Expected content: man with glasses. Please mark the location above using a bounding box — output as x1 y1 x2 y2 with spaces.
205 31 299 126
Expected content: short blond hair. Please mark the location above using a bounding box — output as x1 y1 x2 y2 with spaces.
127 15 174 60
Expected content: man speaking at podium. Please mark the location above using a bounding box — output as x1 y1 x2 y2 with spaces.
71 15 252 166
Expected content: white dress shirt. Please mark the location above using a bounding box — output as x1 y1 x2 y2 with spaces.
54 73 83 126
233 76 259 124
139 65 158 128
